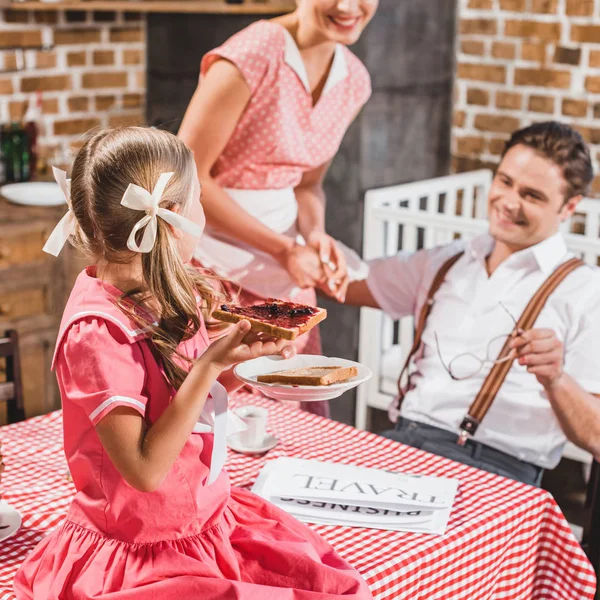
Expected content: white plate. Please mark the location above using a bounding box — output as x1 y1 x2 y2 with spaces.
0 182 66 207
0 500 21 542
234 355 372 402
228 432 279 455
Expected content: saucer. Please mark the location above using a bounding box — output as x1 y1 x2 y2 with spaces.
0 500 22 542
227 433 278 455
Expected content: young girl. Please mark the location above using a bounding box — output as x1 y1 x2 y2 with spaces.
14 127 372 600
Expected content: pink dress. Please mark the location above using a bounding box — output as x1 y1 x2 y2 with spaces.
14 267 372 600
193 21 371 412
194 20 371 291
200 20 371 191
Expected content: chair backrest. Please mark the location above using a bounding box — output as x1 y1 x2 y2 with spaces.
356 170 493 428
0 330 25 424
361 169 493 376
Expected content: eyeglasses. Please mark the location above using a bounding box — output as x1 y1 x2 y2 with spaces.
434 302 521 381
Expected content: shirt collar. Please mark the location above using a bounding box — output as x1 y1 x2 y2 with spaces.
53 267 206 371
76 266 157 337
51 267 151 370
466 231 569 275
282 27 348 96
467 233 494 265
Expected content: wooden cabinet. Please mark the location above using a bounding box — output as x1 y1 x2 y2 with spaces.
0 194 86 425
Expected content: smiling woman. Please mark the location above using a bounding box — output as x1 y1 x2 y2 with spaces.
295 0 379 45
178 0 379 418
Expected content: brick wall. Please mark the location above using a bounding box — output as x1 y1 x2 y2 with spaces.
0 8 146 169
453 0 600 195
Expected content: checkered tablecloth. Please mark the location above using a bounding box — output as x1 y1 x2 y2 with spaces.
0 391 596 599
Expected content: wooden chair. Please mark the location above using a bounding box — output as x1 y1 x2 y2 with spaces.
583 460 600 598
0 330 25 424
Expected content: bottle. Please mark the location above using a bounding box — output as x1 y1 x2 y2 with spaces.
19 129 31 183
10 123 25 183
0 129 6 186
1 125 14 183
23 91 41 180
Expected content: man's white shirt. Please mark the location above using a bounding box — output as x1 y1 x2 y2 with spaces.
367 232 600 469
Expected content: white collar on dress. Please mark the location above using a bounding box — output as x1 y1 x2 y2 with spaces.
467 231 569 275
281 27 348 96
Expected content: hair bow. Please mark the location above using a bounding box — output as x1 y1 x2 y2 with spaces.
42 166 75 257
121 172 203 253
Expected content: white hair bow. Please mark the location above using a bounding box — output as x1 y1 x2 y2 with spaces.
121 172 203 253
42 166 75 257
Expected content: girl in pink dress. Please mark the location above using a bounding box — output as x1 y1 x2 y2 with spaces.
13 127 372 600
179 0 379 416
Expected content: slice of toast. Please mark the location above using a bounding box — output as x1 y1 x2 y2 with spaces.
213 299 327 340
257 366 358 386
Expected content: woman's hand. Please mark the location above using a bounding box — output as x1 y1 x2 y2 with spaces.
307 232 349 302
202 320 296 373
275 244 325 289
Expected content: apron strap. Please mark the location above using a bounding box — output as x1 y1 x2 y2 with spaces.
207 380 229 485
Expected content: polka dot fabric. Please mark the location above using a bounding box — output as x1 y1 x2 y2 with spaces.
200 20 372 190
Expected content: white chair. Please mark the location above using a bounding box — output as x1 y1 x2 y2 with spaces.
356 169 600 470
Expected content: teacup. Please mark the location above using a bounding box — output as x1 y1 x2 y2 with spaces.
235 406 269 449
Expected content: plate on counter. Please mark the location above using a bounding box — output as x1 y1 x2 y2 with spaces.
234 355 372 402
0 182 66 207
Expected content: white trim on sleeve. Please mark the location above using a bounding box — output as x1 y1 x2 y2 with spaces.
89 395 146 422
67 311 156 338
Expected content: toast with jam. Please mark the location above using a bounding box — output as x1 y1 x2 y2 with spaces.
213 299 327 340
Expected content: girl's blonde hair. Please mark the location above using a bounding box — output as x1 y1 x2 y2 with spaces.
69 126 224 389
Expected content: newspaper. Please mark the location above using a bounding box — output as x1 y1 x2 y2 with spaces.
252 458 459 535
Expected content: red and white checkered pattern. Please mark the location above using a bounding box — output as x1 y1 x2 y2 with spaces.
0 392 596 599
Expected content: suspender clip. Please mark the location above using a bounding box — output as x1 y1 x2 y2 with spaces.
457 415 479 446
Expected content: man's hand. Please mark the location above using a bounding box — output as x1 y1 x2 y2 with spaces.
307 231 348 302
509 328 565 389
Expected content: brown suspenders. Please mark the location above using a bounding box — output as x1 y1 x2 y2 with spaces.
395 252 464 403
395 252 585 445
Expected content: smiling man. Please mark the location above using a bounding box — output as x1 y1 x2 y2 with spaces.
345 122 600 486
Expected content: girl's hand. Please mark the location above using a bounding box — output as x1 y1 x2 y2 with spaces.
307 232 349 302
276 244 324 289
203 320 296 372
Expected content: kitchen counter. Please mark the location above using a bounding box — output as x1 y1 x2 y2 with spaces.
0 189 86 424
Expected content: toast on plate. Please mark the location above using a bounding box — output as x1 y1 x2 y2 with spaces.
256 366 358 386
213 299 327 340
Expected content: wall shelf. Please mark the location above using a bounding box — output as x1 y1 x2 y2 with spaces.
8 1 294 14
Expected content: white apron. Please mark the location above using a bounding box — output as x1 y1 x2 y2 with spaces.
194 187 367 299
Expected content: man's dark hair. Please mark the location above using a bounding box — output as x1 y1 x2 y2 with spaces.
502 121 594 201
